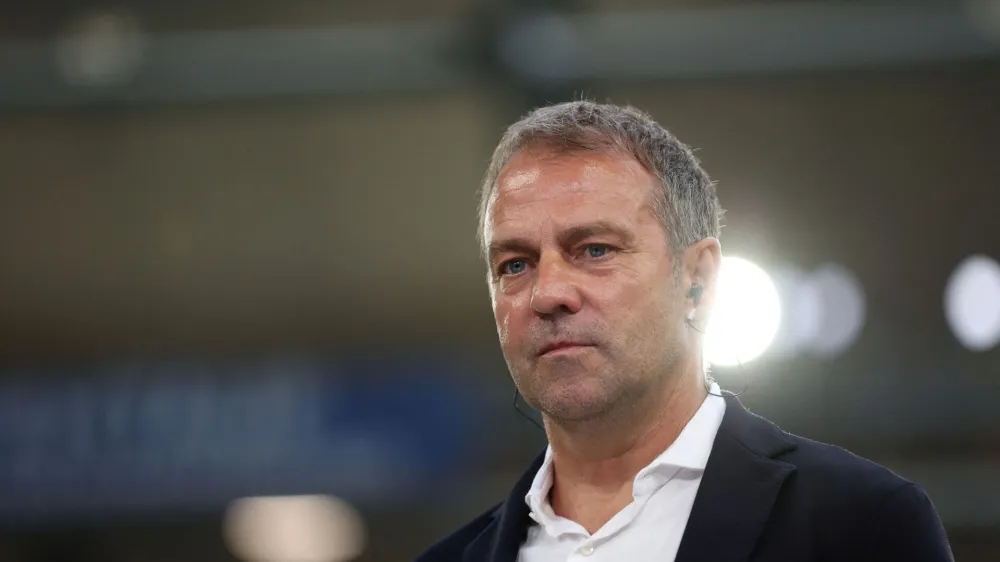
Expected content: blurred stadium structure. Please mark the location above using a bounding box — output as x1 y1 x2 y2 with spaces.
0 0 999 560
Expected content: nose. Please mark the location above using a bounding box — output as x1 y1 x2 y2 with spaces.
530 252 583 316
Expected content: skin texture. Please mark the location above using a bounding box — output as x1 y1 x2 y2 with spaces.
484 146 721 533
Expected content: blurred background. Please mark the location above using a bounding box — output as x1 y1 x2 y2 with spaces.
1 0 999 560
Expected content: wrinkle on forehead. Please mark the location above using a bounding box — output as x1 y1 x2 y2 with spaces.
484 149 659 249
505 148 649 192
496 152 648 204
500 167 540 193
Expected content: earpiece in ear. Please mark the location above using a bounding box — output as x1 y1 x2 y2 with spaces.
688 283 703 307
686 283 703 323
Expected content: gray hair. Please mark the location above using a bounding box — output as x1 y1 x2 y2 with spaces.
478 100 723 262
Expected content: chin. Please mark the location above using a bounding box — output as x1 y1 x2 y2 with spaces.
534 379 615 422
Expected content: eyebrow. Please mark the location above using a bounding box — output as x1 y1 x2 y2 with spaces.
559 221 634 249
487 221 634 263
487 238 535 264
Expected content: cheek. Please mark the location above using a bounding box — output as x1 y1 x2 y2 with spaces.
493 300 514 347
496 310 510 347
493 296 528 349
593 278 645 310
598 279 674 329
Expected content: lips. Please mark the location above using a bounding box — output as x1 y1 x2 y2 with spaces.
538 341 594 356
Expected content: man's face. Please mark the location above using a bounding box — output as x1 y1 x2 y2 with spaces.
485 148 687 422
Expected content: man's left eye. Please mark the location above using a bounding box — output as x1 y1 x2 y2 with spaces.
585 245 611 258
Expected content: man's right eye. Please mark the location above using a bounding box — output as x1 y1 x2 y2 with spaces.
500 259 528 276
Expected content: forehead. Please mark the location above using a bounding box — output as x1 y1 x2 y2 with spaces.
486 149 659 237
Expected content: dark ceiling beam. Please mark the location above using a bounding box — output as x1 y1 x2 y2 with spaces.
0 2 997 107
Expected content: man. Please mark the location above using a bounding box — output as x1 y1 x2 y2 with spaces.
417 101 952 561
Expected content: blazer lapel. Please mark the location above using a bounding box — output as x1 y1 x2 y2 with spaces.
463 450 545 562
464 395 796 562
674 394 798 562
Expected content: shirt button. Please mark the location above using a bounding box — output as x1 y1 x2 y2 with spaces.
579 544 595 556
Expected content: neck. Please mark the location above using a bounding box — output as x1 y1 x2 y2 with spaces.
542 365 708 533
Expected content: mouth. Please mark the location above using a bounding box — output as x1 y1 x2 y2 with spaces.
538 341 595 357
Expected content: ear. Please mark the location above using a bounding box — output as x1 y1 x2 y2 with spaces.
681 237 722 318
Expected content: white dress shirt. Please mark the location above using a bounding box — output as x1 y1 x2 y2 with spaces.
518 384 727 562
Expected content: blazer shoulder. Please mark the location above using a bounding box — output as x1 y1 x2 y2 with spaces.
727 402 905 493
414 502 503 562
775 433 952 558
777 431 927 516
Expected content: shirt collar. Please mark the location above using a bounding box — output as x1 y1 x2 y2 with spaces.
644 382 726 473
524 446 556 526
524 383 727 515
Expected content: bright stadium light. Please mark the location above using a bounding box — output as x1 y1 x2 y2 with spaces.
767 263 866 359
704 256 782 366
806 264 866 358
945 254 1000 351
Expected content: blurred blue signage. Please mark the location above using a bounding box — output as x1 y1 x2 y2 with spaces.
0 356 482 521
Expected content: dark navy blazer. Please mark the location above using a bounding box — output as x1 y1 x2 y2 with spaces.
416 394 953 562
